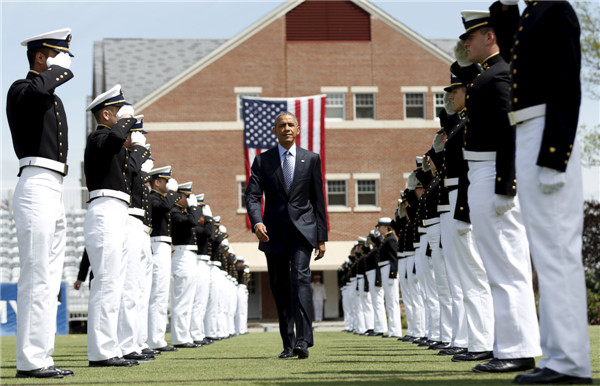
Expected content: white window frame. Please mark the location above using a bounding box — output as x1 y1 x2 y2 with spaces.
235 87 262 121
353 173 381 212
236 175 247 214
401 86 427 120
325 173 351 212
433 91 445 118
322 87 348 121
352 87 378 120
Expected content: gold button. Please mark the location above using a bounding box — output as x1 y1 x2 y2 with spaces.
123 172 126 175
513 69 517 74
497 177 501 181
460 207 464 211
515 40 519 45
56 78 59 81
519 26 523 31
60 75 63 79
513 55 517 60
549 147 556 153
567 152 571 156
512 186 516 190
55 101 58 106
564 160 568 165
466 95 470 99
59 122 61 126
514 98 518 103
59 152 63 156
514 179 517 183
513 83 517 88
569 144 573 149
64 72 68 75
59 142 62 146
525 13 529 18
59 132 62 136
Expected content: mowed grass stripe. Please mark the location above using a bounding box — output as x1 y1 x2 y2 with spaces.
1 327 598 385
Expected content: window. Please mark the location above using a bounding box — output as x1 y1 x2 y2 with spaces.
356 180 377 206
434 92 445 117
237 93 259 121
327 180 347 206
236 175 247 213
354 93 375 119
325 93 345 120
405 93 425 119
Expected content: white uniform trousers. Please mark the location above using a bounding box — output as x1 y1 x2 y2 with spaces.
357 275 374 332
170 247 198 345
191 257 211 341
447 189 494 352
118 216 145 355
516 117 591 377
14 167 65 370
85 197 128 361
468 160 541 359
204 264 220 338
439 210 469 348
397 258 413 337
354 279 366 333
235 284 248 334
416 233 441 341
405 253 426 338
427 223 453 343
228 277 237 336
217 270 229 338
380 264 402 337
148 241 172 349
136 231 153 351
365 269 387 334
342 285 352 330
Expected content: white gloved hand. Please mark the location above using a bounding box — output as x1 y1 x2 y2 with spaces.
166 178 178 192
454 220 472 236
130 131 146 146
422 155 431 172
538 167 566 194
116 105 135 120
433 133 445 153
500 0 519 5
454 40 472 67
141 159 154 173
46 52 72 69
187 193 198 207
444 92 455 115
203 204 213 217
221 238 229 247
493 194 516 216
396 205 406 219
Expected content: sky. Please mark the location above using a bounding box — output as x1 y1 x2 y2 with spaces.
1 0 598 200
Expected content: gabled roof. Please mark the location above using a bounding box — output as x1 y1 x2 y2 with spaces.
133 0 454 113
93 38 226 105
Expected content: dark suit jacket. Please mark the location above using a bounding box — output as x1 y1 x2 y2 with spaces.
245 145 328 254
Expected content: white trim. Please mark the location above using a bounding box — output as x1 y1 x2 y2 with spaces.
353 206 382 213
235 174 247 182
353 173 380 180
430 86 446 92
351 86 379 93
327 205 352 213
401 86 428 93
143 119 441 132
234 87 263 94
236 208 248 214
403 172 411 179
326 173 351 180
321 86 348 93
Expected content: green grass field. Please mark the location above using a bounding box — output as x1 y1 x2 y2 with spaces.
1 327 598 385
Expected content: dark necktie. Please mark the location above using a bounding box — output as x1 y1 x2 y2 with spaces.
282 151 293 192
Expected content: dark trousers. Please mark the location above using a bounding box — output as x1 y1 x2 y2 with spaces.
265 227 314 350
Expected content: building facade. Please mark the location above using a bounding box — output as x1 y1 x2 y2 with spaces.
89 0 454 320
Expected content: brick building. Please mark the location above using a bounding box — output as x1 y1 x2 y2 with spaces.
89 0 454 320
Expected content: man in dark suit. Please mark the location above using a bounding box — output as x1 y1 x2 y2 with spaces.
245 112 328 359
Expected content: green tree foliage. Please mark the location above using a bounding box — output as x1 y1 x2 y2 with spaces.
584 200 600 324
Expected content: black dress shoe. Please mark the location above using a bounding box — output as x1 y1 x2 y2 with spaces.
430 342 451 350
399 335 415 342
293 341 309 359
412 337 428 345
206 336 222 341
16 366 63 378
49 366 74 377
426 341 442 349
201 338 213 345
513 367 592 384
89 357 139 367
439 346 467 356
418 339 433 347
142 348 161 355
193 340 205 346
473 357 536 373
452 351 494 362
174 342 201 348
278 348 295 359
123 352 155 360
155 345 178 352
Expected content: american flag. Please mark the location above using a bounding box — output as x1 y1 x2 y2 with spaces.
242 95 328 229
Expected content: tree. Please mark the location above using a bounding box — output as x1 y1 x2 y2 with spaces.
583 200 600 323
574 1 600 166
